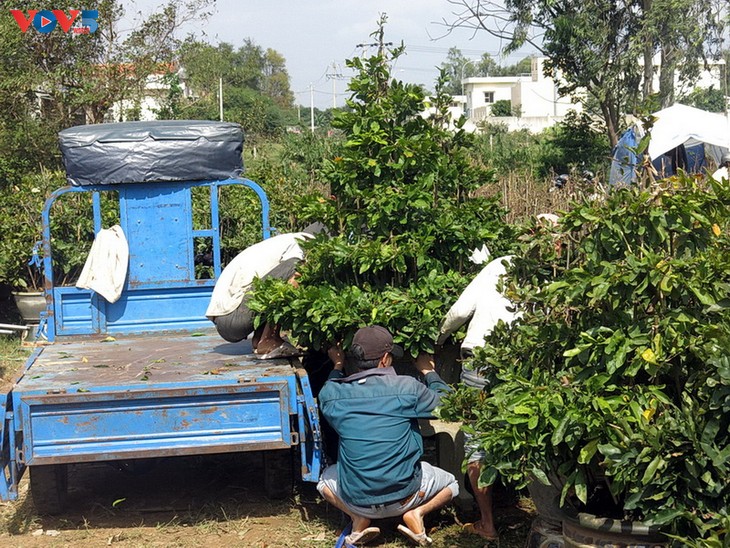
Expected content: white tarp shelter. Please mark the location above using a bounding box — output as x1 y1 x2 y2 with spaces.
647 103 730 163
610 104 730 185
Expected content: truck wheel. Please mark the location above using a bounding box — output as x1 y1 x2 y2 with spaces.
264 449 293 500
30 464 68 515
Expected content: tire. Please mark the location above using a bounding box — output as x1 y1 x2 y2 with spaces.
263 449 293 500
30 464 68 515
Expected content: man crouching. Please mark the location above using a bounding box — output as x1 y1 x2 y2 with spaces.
317 325 458 546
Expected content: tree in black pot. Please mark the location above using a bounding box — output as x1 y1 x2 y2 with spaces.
440 175 730 545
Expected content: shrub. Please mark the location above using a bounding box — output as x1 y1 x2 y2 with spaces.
490 99 513 117
249 19 516 356
440 174 730 543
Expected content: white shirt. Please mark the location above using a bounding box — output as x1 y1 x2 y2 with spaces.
205 232 312 318
712 166 729 181
437 255 519 352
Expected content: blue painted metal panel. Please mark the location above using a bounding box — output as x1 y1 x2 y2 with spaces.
295 369 322 482
121 183 193 285
0 348 42 501
104 286 214 334
8 333 302 466
40 178 272 342
18 384 292 464
52 287 95 336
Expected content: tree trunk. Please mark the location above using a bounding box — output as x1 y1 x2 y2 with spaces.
641 0 654 100
658 43 677 108
600 99 620 149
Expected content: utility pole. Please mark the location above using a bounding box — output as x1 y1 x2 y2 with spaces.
309 84 315 133
218 77 223 121
325 61 345 109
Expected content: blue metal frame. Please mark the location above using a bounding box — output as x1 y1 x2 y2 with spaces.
39 178 270 343
0 176 323 503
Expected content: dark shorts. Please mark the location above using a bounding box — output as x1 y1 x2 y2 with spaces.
460 366 490 463
212 257 300 343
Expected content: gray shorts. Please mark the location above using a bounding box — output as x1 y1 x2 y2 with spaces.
464 431 486 464
317 461 458 520
212 258 300 343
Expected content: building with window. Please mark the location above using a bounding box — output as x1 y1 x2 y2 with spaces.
461 57 582 133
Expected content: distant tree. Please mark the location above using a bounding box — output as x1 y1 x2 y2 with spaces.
476 54 532 77
636 0 724 108
439 0 725 147
439 47 477 95
490 99 513 116
540 110 610 175
0 0 212 182
176 39 296 137
475 53 499 76
505 57 533 76
440 49 535 96
262 49 295 108
681 86 727 113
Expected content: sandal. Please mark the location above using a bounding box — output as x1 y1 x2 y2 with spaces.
345 526 380 546
397 524 432 546
335 523 380 547
256 341 301 359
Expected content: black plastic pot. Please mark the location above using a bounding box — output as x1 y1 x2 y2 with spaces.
562 510 667 548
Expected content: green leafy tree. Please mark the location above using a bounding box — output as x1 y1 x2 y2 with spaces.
175 39 296 137
439 47 478 96
681 86 727 113
249 19 515 355
490 99 513 116
440 0 724 146
440 176 730 542
0 0 213 183
636 0 724 109
541 110 610 175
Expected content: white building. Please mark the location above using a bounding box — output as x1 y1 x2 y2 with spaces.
638 54 726 98
461 57 582 133
108 67 192 123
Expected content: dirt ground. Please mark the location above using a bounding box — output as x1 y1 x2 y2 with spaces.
0 452 536 548
0 297 536 547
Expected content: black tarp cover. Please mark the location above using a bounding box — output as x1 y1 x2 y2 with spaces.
59 120 244 186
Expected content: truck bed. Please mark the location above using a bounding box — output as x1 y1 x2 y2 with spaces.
17 331 294 390
9 331 303 466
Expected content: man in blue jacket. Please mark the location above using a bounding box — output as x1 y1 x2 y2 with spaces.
317 326 458 546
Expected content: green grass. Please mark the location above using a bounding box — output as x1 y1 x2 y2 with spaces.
0 333 32 382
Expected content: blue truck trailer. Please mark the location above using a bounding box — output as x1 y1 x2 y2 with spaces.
0 121 322 514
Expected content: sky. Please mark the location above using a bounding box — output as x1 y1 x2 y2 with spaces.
130 0 538 109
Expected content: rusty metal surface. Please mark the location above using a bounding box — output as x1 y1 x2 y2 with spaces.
16 331 297 392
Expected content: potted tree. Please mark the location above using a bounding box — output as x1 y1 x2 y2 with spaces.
0 169 97 324
440 175 730 545
249 19 515 356
0 173 50 323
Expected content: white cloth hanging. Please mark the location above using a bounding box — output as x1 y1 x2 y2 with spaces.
76 225 129 303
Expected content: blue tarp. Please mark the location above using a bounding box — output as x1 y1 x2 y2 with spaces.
610 128 714 186
608 127 639 186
